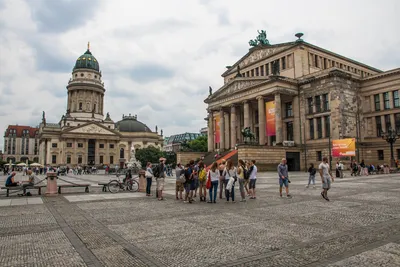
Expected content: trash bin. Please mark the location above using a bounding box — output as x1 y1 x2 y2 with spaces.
46 172 58 196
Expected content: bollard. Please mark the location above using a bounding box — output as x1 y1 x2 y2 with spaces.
138 170 146 193
46 172 58 196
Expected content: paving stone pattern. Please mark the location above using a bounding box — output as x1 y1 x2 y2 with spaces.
0 172 399 266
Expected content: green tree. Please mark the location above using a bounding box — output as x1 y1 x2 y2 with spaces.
135 146 164 167
187 135 208 152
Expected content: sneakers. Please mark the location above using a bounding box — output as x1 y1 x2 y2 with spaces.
240 199 246 202
287 194 292 198
305 185 309 188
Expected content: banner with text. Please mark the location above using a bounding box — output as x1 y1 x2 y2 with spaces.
214 114 220 144
332 138 356 157
266 101 276 136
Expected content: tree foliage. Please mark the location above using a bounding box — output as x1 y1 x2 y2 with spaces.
181 135 208 152
135 147 177 168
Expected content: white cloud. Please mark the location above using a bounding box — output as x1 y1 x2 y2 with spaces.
0 0 399 150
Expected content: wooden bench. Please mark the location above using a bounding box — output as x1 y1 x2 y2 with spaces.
1 185 46 197
58 184 90 194
98 183 108 192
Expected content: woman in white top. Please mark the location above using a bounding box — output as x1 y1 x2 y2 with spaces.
225 159 237 202
208 162 219 203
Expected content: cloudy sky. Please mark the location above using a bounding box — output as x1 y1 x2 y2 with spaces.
0 0 399 150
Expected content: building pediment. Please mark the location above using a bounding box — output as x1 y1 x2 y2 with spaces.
223 43 296 77
64 123 119 136
207 79 266 102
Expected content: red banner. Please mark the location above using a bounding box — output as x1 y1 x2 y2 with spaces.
266 101 276 136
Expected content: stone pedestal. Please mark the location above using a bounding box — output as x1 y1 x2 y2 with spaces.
138 170 146 192
45 172 58 196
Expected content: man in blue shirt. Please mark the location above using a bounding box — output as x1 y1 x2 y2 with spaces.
5 172 18 187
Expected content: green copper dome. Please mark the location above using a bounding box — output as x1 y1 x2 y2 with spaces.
73 47 100 71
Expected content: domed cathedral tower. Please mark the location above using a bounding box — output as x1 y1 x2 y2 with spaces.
66 43 106 124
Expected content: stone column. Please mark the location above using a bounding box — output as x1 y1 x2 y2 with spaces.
314 118 318 140
321 116 326 138
390 113 395 130
208 112 214 152
275 93 283 144
219 109 225 151
230 105 237 148
46 139 51 165
257 96 266 145
243 101 250 128
224 112 230 150
370 95 374 112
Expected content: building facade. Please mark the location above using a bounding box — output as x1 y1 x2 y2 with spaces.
205 32 400 170
38 44 163 167
3 125 40 163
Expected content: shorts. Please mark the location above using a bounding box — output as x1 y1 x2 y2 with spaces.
199 180 207 188
249 179 256 189
322 177 331 189
244 179 249 187
184 182 191 193
175 181 184 192
279 178 289 187
157 178 165 191
190 180 196 191
194 179 199 189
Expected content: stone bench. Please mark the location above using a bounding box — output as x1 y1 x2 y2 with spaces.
98 183 109 192
1 185 47 197
58 184 90 194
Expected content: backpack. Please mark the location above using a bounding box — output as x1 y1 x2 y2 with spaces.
242 165 250 179
152 165 160 178
184 168 192 181
198 168 207 182
311 168 316 175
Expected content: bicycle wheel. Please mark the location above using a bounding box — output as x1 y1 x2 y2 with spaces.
127 180 139 192
108 180 120 193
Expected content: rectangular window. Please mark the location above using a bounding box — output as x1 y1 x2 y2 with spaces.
309 119 314 139
110 156 114 164
378 150 384 160
314 55 319 68
315 95 321 113
317 117 322 139
325 116 330 137
67 143 72 148
52 143 57 148
285 102 293 117
384 92 390 109
78 143 83 148
281 57 286 70
109 144 114 149
66 156 71 164
376 116 382 137
397 149 400 160
260 65 264 76
307 97 313 114
255 67 259 76
393 91 399 108
78 155 82 164
395 113 400 132
100 155 104 164
265 64 269 75
286 122 293 141
317 151 322 161
385 114 391 130
374 94 380 111
246 71 249 77
99 144 104 148
323 58 327 69
52 155 57 164
322 93 329 111
251 69 254 77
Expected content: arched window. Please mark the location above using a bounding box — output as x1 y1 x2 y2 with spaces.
120 148 124 159
79 103 83 110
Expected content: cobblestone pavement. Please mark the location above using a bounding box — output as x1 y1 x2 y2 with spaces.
0 171 399 266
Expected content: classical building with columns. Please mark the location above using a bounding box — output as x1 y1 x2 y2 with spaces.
38 44 163 168
205 32 400 171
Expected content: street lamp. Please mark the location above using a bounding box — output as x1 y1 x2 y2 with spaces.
381 126 399 167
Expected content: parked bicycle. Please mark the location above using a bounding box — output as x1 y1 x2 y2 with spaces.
108 176 139 193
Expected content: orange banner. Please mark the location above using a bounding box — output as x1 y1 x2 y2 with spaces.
332 138 356 157
266 101 276 136
214 114 220 143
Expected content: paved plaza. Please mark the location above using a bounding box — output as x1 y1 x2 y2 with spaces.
0 171 399 266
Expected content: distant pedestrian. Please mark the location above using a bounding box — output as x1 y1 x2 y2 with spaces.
219 160 226 199
145 162 153 197
306 163 316 188
319 156 334 201
237 159 247 202
278 158 291 198
175 163 184 200
248 160 257 199
208 162 219 203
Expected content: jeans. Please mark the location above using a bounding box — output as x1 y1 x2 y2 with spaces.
209 181 218 202
146 178 152 194
238 178 245 198
308 175 315 185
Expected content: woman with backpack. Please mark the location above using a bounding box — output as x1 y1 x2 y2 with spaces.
145 162 153 197
208 162 219 203
306 163 316 188
237 159 247 202
198 162 207 202
225 159 237 202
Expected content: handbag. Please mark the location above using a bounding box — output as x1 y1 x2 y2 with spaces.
206 171 211 189
145 170 152 178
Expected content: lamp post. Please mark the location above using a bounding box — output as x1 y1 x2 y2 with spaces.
381 127 399 167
